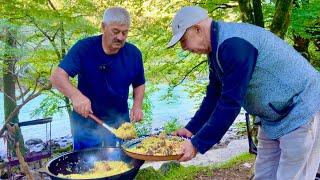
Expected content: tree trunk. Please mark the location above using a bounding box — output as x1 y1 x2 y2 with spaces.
3 29 17 125
3 25 25 155
252 0 264 28
270 0 294 39
238 0 264 27
238 0 255 24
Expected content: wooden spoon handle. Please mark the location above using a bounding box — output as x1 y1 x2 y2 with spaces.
88 114 104 125
88 114 116 133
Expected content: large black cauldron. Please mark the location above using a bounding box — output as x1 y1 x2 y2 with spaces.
45 147 144 180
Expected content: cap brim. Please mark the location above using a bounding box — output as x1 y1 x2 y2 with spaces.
166 31 185 48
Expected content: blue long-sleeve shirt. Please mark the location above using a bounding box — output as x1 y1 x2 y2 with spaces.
185 21 258 154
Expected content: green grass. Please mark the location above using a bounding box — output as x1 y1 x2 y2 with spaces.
235 121 247 136
135 153 255 180
52 144 73 155
211 153 255 169
135 163 209 180
162 165 212 180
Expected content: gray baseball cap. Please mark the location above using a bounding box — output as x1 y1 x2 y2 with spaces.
167 6 209 48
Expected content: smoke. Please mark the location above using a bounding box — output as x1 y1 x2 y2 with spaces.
70 110 130 149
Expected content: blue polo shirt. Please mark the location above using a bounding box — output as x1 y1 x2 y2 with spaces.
59 35 145 117
185 21 258 154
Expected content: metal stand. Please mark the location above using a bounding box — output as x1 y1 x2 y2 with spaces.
245 113 257 155
6 118 52 179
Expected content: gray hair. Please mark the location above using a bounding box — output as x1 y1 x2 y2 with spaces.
102 7 131 26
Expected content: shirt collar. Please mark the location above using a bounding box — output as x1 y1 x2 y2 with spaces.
210 20 219 56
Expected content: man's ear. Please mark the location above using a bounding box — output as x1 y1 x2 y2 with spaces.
193 24 201 33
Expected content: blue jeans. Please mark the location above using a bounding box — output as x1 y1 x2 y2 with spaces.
70 111 129 150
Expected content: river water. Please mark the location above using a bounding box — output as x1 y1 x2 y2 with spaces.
0 85 198 156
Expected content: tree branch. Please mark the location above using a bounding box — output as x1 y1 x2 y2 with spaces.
5 30 24 48
48 0 57 11
32 37 47 50
0 83 52 137
171 60 207 88
15 141 34 180
209 3 238 13
15 74 25 102
27 15 61 59
16 88 30 101
52 26 61 41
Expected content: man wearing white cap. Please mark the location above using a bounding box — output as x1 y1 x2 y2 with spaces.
169 6 320 180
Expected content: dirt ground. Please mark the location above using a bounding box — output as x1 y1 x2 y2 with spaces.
195 162 254 180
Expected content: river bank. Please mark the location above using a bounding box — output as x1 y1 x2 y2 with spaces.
0 112 247 160
0 85 197 141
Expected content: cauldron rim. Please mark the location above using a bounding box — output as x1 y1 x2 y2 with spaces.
45 147 144 180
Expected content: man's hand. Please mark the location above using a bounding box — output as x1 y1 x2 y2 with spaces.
179 140 197 162
71 93 93 118
130 105 143 122
172 128 193 138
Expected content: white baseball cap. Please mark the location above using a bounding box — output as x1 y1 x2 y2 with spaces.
167 6 209 48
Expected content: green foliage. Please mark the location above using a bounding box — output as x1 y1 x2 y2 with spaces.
126 1 200 85
160 165 212 180
235 121 247 136
290 0 320 69
135 164 208 180
201 0 241 21
136 153 255 180
53 144 73 155
2 0 243 126
135 167 164 180
212 153 255 169
309 42 320 68
132 85 157 137
31 91 66 118
261 0 276 28
159 86 178 103
291 0 320 39
134 94 153 137
163 118 183 134
1 0 103 126
183 80 208 106
1 1 99 66
159 161 182 174
2 0 320 143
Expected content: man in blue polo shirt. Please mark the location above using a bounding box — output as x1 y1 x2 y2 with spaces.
168 6 320 180
50 7 145 150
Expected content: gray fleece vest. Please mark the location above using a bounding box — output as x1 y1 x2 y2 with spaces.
215 21 320 139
